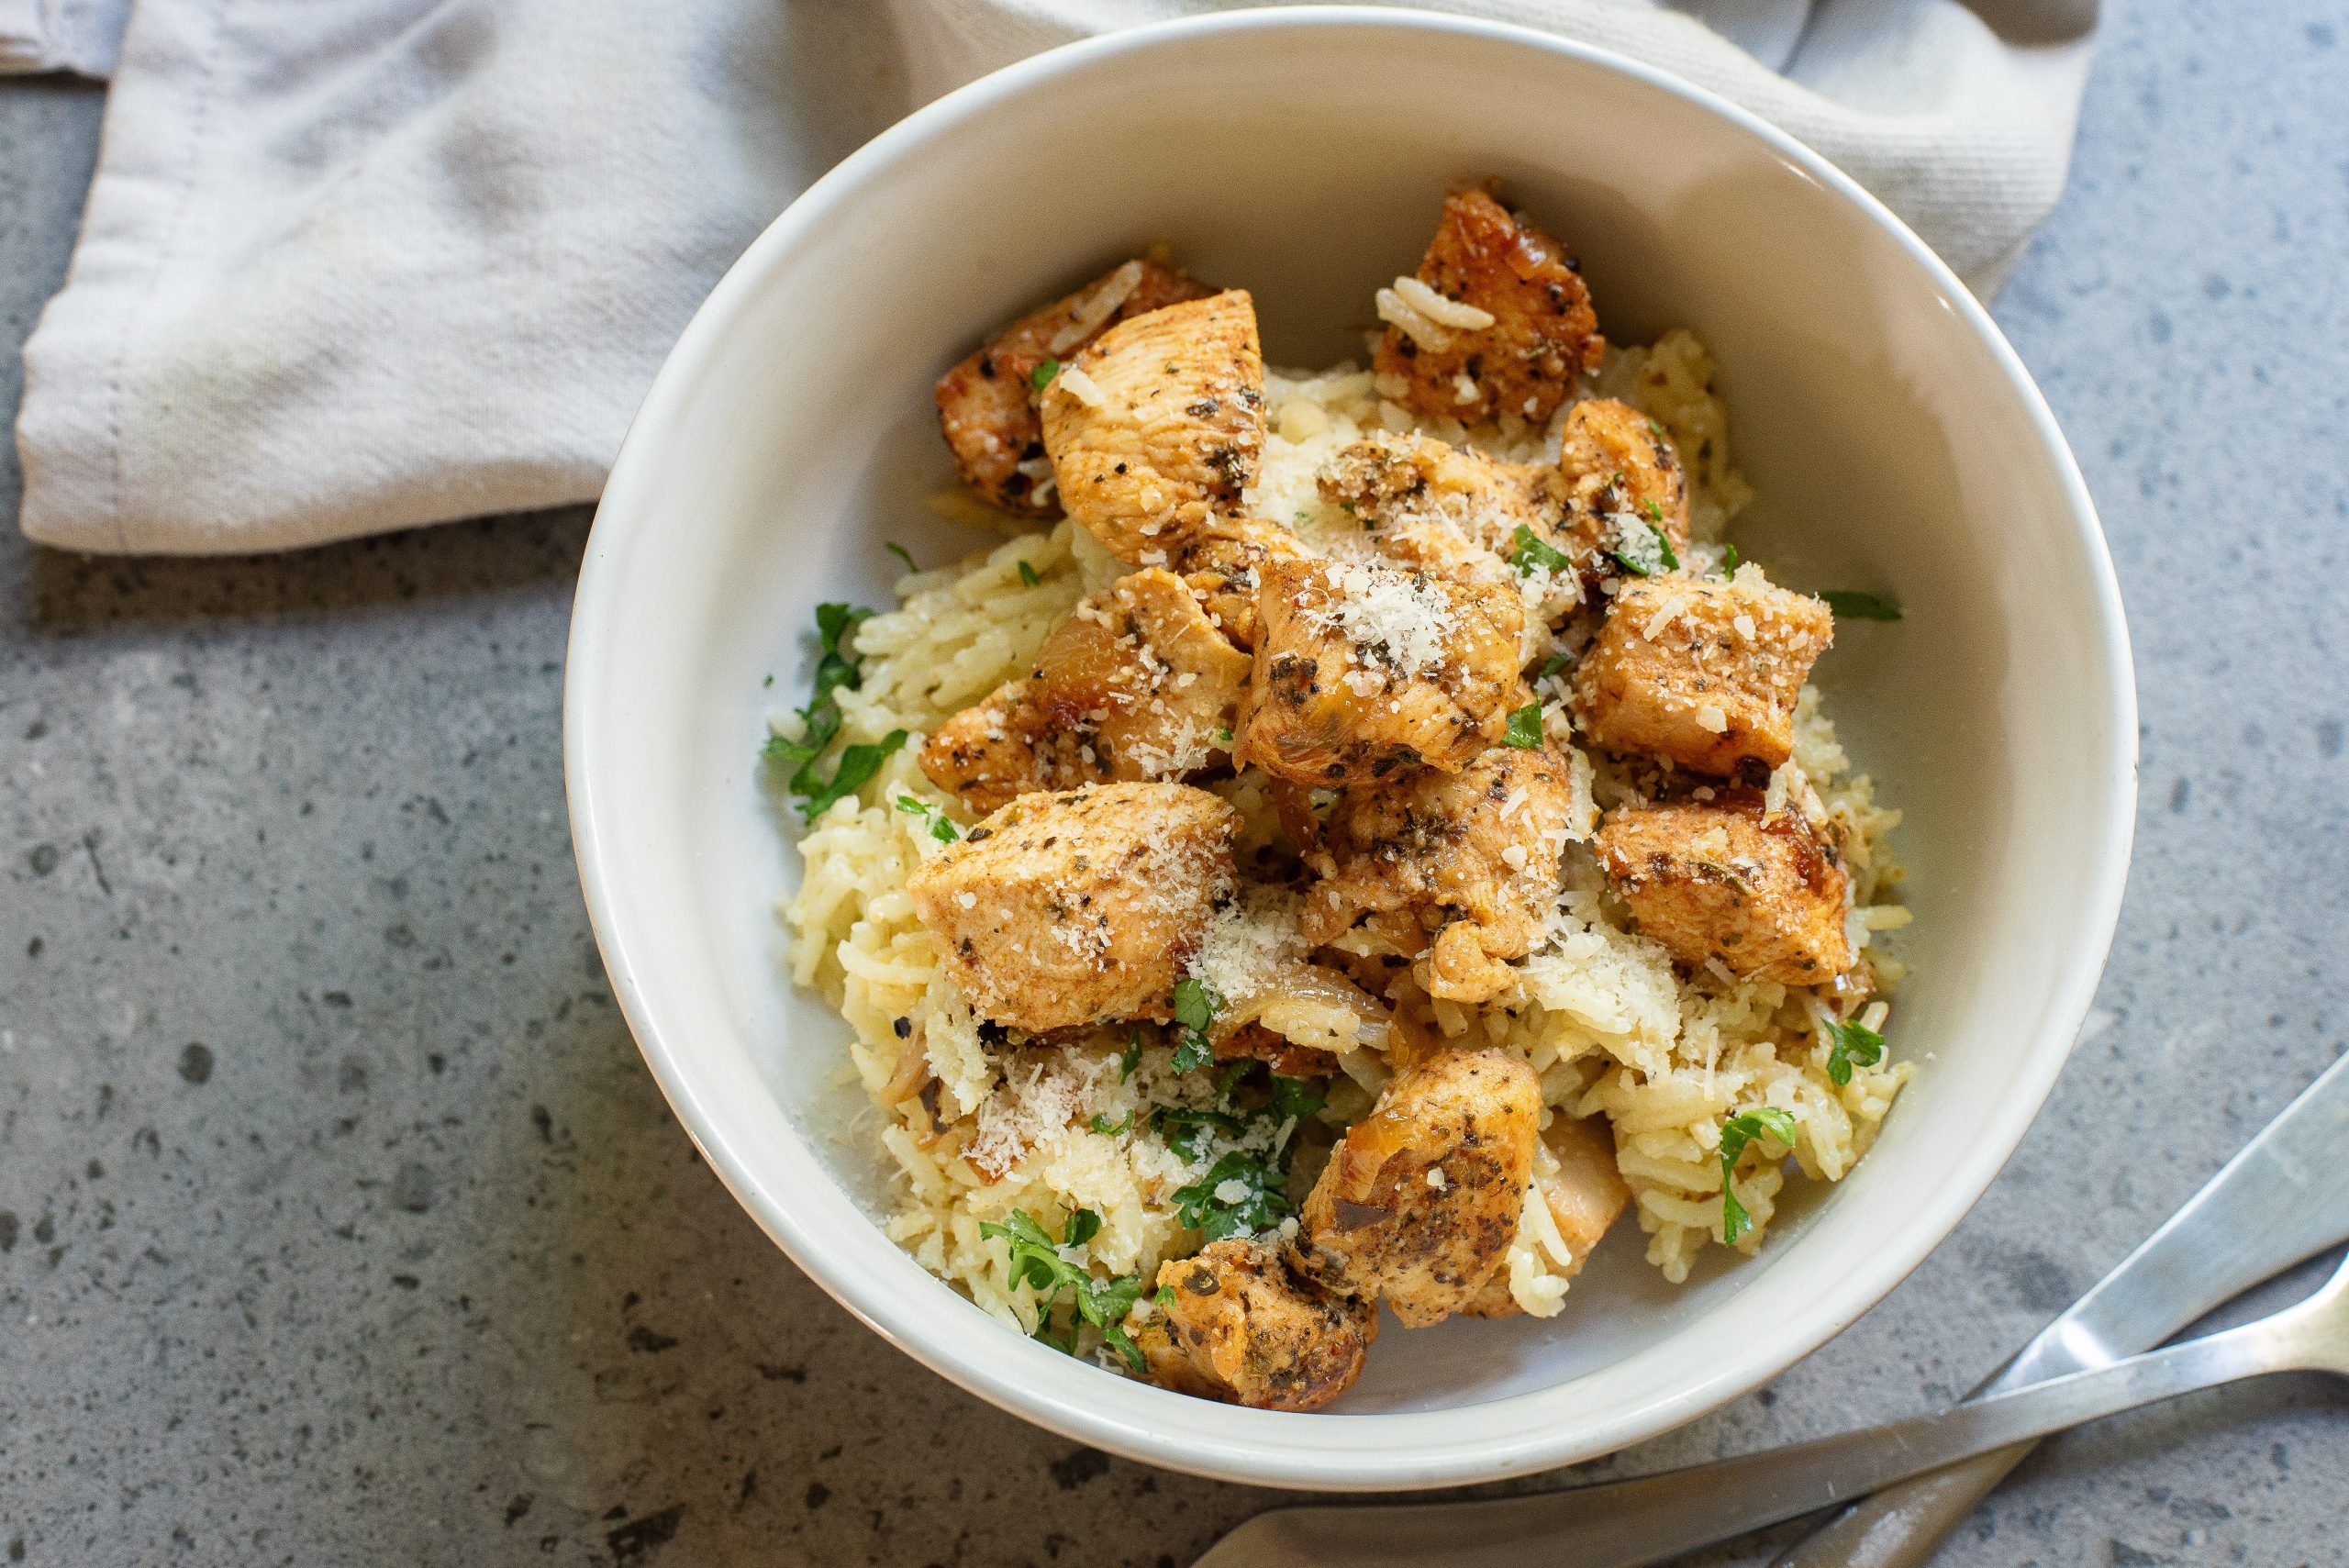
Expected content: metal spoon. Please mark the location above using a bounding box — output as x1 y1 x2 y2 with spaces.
1197 1248 2349 1568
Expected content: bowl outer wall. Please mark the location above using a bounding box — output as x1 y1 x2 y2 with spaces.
564 7 2138 1491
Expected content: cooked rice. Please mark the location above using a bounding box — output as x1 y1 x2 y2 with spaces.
779 328 1909 1348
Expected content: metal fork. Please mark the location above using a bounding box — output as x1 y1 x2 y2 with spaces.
1197 1049 2349 1568
1197 1249 2349 1568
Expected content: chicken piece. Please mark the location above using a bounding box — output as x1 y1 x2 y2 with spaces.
1237 555 1526 786
1317 434 1575 596
919 569 1252 814
935 259 1214 518
1211 1022 1341 1081
1550 397 1694 575
1129 1238 1377 1412
1038 291 1265 562
1573 571 1833 779
1158 512 1314 650
1300 742 1583 1005
1290 1048 1542 1328
908 782 1239 1033
1594 790 1853 984
1462 1113 1631 1318
1374 187 1602 427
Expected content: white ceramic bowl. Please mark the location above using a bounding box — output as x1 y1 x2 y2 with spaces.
565 7 2135 1492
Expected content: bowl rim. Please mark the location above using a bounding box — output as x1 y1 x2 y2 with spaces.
565 4 2138 1490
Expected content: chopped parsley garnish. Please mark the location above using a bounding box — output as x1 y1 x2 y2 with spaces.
1155 1284 1177 1310
1118 1029 1142 1083
763 603 896 819
1538 652 1571 683
1719 542 1742 578
1820 590 1903 622
979 1207 1146 1371
1017 559 1041 587
1153 1105 1245 1161
1030 358 1061 393
895 795 961 842
1503 701 1544 749
1508 523 1574 577
1269 1074 1325 1127
1170 977 1221 1071
1089 1110 1134 1138
797 729 907 821
1718 1106 1799 1244
885 541 917 573
1609 519 1680 578
1173 1150 1291 1241
1821 1017 1886 1085
1643 498 1664 524
1214 726 1234 746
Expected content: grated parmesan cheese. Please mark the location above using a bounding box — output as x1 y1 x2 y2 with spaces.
1393 275 1497 331
1054 364 1108 407
1308 561 1457 679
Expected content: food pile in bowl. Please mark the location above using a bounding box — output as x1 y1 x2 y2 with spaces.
770 184 1912 1411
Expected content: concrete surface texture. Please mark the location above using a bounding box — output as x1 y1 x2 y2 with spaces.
3 2 2345 1563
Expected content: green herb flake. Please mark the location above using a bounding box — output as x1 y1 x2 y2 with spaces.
1169 977 1221 1072
1719 542 1742 579
1098 1321 1146 1374
1718 1106 1799 1243
885 541 918 573
1608 519 1681 578
1537 652 1571 683
1214 726 1234 746
1030 358 1061 393
1154 1284 1177 1311
797 729 907 821
1820 589 1903 622
979 1207 1147 1369
1118 1029 1143 1084
1269 1075 1325 1127
1503 702 1544 750
1172 1151 1291 1241
763 601 879 808
1508 523 1574 578
1018 559 1041 588
1089 1110 1134 1138
1821 1018 1886 1086
1643 498 1664 524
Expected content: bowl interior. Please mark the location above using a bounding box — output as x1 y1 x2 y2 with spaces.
568 12 2132 1487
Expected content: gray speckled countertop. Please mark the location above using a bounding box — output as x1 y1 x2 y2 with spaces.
5 4 2346 1564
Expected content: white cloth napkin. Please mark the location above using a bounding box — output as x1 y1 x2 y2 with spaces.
8 0 2097 557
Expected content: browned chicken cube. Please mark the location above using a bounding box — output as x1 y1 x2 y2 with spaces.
1290 1048 1542 1328
1317 434 1572 594
907 782 1239 1033
1128 1238 1377 1412
1158 512 1314 650
935 259 1214 518
1573 572 1833 778
1551 397 1693 575
1594 792 1853 984
1038 291 1265 562
1462 1114 1631 1318
1300 742 1584 1005
1238 555 1526 786
919 569 1252 815
1374 187 1602 427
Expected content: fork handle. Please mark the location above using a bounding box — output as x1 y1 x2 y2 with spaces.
1230 1316 2297 1568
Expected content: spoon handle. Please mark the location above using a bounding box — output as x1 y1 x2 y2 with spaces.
1215 1312 2303 1568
